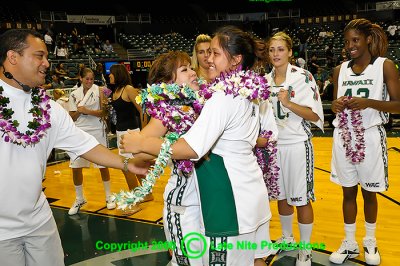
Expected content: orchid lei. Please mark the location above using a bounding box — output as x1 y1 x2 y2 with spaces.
112 83 200 209
138 82 201 175
338 96 366 163
0 86 51 147
254 130 280 199
201 69 279 196
113 132 179 209
194 68 271 112
138 82 200 136
113 69 275 210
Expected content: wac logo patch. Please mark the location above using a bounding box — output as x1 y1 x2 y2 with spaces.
290 197 303 202
365 182 380 188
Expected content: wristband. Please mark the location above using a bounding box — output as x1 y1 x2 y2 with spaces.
123 157 130 172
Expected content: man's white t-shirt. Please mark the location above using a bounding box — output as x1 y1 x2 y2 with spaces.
0 80 98 241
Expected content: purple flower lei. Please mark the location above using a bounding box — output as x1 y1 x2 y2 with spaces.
0 86 51 147
254 130 280 200
198 69 279 197
138 83 200 175
145 101 198 136
147 100 198 175
139 70 272 178
338 97 366 163
194 68 271 113
114 71 277 209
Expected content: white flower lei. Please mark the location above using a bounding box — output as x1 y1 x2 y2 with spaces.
112 69 271 210
111 132 179 210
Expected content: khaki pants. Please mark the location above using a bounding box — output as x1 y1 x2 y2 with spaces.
0 217 64 266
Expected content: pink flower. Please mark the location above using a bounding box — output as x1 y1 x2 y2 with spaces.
102 87 112 98
255 130 280 200
0 87 51 147
338 97 366 164
140 71 270 177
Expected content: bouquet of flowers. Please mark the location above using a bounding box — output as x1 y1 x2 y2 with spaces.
101 87 116 133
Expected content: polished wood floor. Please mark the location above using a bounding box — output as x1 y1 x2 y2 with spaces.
43 136 400 265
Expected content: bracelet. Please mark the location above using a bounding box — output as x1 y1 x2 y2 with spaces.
123 157 130 172
112 132 179 209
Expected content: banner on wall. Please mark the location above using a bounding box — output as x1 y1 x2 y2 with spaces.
376 1 400 11
67 15 115 25
67 15 85 23
85 15 114 25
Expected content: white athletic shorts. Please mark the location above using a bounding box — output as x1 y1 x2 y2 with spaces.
276 140 315 206
201 221 272 266
164 204 203 266
69 129 107 168
330 125 388 192
116 129 139 158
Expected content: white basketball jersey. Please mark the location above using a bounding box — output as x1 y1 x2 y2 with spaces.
333 57 390 129
266 64 324 145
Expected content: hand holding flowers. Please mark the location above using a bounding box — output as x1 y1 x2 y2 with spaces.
332 96 348 113
255 130 280 199
346 97 370 111
337 96 366 163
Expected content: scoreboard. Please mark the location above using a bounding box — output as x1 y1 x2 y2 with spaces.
102 60 154 87
132 60 154 71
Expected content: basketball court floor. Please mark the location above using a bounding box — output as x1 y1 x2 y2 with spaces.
43 134 400 266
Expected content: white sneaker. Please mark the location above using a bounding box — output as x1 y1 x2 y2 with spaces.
363 238 380 265
329 239 359 264
68 198 87 215
296 249 312 266
106 197 116 210
270 235 296 255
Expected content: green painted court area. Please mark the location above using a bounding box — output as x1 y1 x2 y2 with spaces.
52 207 170 265
53 207 364 266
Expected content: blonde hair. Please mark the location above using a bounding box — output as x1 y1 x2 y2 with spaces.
267 31 293 52
191 34 212 71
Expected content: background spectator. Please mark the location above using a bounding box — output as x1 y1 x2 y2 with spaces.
54 41 68 60
103 40 113 53
44 31 53 53
307 53 320 75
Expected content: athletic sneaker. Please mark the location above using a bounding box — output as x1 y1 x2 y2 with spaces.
270 235 296 255
68 198 87 215
363 238 380 265
329 239 359 264
296 249 312 266
106 197 116 210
